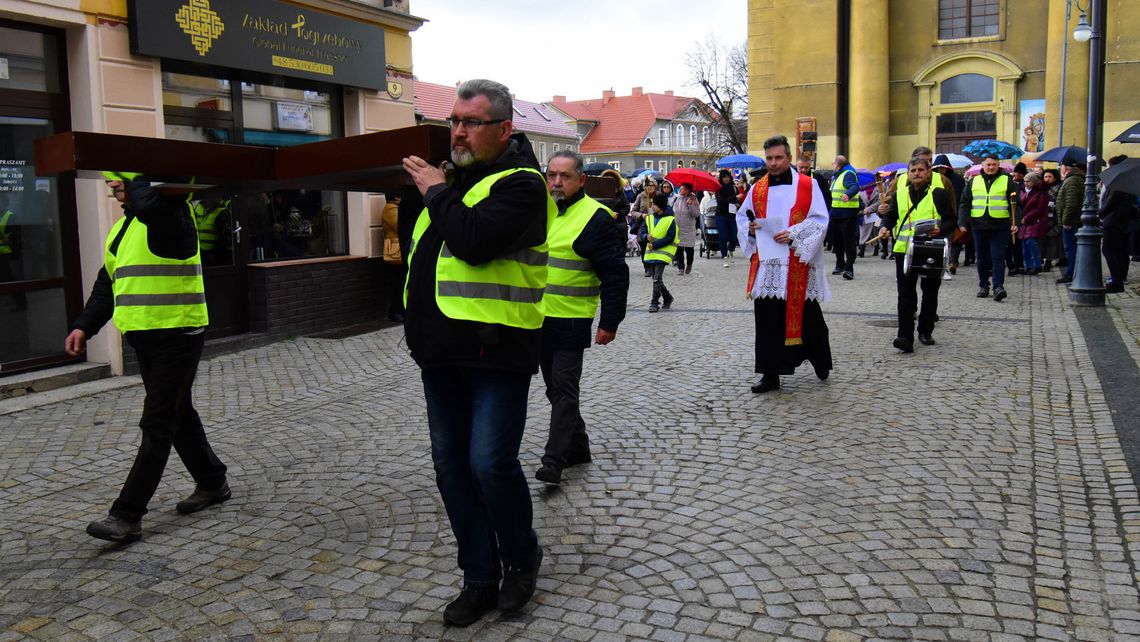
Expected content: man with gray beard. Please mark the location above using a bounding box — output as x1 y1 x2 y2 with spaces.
402 79 554 627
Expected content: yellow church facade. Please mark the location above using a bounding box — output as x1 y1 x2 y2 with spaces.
747 0 1140 168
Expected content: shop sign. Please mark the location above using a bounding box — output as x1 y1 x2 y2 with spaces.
275 102 314 131
128 0 386 90
0 160 27 192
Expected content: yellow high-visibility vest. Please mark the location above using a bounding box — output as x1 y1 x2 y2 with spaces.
893 185 941 253
643 214 677 263
830 169 860 209
405 167 556 330
104 210 208 332
970 174 1011 219
545 195 610 319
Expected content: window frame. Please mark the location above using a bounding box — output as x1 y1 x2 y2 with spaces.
936 0 1004 43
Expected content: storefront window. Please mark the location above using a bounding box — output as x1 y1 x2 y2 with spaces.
160 69 346 263
0 26 62 93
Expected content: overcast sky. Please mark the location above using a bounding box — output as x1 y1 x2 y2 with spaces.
408 0 748 103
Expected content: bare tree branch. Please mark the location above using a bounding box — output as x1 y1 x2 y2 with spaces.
686 36 748 155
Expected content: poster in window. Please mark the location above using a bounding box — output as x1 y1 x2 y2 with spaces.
275 102 314 132
1019 99 1046 153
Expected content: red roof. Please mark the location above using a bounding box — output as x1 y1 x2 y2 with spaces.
551 91 700 154
413 80 576 139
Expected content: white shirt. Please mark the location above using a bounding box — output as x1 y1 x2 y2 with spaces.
736 169 831 302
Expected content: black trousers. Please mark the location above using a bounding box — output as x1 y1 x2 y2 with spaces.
829 217 859 271
1103 224 1132 285
1006 236 1023 270
382 261 406 318
112 330 227 521
539 348 590 468
895 255 941 339
649 262 672 304
675 246 695 271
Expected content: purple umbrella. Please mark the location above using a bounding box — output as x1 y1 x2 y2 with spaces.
875 162 906 173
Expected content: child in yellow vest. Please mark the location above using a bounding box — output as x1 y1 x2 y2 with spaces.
639 193 678 312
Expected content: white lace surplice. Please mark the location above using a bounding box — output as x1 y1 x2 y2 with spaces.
736 170 832 302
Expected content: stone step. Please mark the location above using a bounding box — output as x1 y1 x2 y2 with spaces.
0 362 113 401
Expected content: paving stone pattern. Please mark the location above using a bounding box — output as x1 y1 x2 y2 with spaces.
2 255 1139 641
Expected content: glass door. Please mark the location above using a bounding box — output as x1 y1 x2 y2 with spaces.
0 23 79 374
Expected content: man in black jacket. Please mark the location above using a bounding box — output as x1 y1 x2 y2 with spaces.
1101 155 1137 292
958 155 1018 301
878 157 956 352
401 79 550 627
535 151 628 486
65 176 230 543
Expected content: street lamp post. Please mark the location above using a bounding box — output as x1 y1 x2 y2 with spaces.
1069 0 1105 306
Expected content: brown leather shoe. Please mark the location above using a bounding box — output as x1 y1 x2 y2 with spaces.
176 482 231 514
86 516 141 543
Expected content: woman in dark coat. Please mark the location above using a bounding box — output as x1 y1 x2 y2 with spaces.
1017 172 1050 274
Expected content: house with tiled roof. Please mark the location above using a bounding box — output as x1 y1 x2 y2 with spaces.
413 80 579 168
548 88 725 175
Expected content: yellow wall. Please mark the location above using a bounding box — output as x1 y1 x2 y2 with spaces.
748 0 1140 167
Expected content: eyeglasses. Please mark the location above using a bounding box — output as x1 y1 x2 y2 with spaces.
447 116 506 129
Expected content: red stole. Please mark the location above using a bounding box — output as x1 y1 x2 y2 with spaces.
750 172 816 346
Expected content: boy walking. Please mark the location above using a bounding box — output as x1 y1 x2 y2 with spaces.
640 193 677 312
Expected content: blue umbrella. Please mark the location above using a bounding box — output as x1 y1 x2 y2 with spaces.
875 162 907 173
717 153 765 169
630 168 659 176
962 139 1023 160
855 169 877 188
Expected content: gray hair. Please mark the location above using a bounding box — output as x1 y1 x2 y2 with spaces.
456 79 513 121
911 146 933 158
908 156 932 169
549 150 584 175
1025 171 1043 185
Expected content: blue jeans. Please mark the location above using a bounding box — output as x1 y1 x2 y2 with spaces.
715 216 737 257
1022 238 1041 271
1062 226 1078 277
422 367 538 585
973 228 1009 290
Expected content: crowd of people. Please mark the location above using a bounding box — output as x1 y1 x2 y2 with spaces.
63 76 1139 632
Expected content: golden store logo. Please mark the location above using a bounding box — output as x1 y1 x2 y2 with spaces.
175 0 225 56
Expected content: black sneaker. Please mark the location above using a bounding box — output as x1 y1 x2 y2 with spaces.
993 287 1008 302
535 465 561 485
443 584 498 627
86 515 141 543
176 482 231 515
976 287 990 298
498 546 542 612
662 294 674 309
832 267 843 275
917 333 936 346
842 270 854 280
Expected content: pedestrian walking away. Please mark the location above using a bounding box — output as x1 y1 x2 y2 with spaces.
640 193 678 312
65 173 230 544
401 78 549 627
878 157 956 352
737 135 833 393
672 182 701 274
536 151 629 486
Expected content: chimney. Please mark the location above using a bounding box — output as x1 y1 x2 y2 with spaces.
664 90 673 96
602 89 615 105
552 95 566 104
631 87 643 96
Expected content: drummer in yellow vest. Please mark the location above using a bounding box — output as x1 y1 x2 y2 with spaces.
534 150 629 486
65 172 230 544
639 192 678 312
876 156 957 353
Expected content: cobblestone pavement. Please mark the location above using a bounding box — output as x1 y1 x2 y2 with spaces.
2 254 1139 641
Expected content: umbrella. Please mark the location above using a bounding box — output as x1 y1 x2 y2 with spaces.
630 168 657 176
875 162 906 173
1035 145 1088 165
964 161 1015 178
962 139 1023 159
854 169 877 188
583 162 612 176
664 168 719 193
1100 157 1140 196
1111 122 1140 144
717 153 765 169
943 153 974 168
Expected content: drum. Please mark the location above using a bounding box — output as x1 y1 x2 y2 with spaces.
904 236 949 276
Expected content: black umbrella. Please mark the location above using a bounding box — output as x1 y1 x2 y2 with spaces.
1035 145 1089 165
1100 157 1140 196
583 162 612 176
1111 122 1140 144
